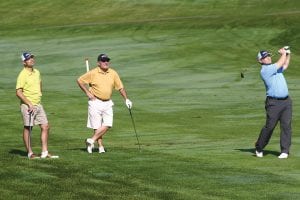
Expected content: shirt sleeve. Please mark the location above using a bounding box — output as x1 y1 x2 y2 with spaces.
261 64 278 78
78 71 91 84
113 72 124 90
16 72 25 90
277 66 284 73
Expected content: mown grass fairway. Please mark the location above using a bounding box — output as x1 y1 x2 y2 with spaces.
1 0 300 199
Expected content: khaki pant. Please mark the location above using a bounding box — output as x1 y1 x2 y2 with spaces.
21 104 48 126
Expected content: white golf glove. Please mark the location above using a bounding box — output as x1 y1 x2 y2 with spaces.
125 99 133 109
284 46 291 54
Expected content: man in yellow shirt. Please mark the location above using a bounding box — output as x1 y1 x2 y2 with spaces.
16 52 52 159
77 53 133 154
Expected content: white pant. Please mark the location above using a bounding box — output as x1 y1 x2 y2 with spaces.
87 99 114 129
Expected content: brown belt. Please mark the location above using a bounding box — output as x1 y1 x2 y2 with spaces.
96 97 110 101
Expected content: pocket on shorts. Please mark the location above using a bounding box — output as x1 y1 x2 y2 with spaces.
88 99 97 106
109 100 114 107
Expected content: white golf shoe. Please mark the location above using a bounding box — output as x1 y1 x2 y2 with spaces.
99 146 105 153
40 151 59 158
278 153 288 159
86 138 94 153
41 151 49 158
28 152 39 159
255 151 263 158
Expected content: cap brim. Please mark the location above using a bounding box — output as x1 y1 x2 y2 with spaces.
24 55 34 61
263 53 272 58
100 58 110 62
261 53 272 59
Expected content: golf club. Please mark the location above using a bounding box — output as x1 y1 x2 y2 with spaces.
128 108 141 151
240 65 257 79
28 112 33 152
85 58 90 72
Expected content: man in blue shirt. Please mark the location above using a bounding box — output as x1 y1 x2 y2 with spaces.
255 47 292 159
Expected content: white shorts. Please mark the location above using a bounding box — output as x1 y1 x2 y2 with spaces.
87 99 114 129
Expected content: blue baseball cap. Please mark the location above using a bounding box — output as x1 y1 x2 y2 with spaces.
257 50 271 61
21 52 34 61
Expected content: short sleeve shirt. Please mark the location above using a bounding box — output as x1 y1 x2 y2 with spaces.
16 68 42 105
260 63 289 98
78 67 124 100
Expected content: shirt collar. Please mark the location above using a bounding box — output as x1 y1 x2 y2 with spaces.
97 67 110 74
23 67 36 74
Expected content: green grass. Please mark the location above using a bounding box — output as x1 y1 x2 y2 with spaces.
1 0 300 199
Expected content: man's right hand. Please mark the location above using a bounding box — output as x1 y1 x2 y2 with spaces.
278 48 287 55
87 92 96 100
28 104 35 114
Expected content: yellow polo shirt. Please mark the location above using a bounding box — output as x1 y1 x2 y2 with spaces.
79 67 124 100
16 68 42 105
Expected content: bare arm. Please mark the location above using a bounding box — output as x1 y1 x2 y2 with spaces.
77 78 95 100
119 88 128 100
16 88 34 112
119 88 133 108
275 48 288 69
282 54 290 70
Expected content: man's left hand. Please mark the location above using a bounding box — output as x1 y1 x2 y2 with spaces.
125 99 133 109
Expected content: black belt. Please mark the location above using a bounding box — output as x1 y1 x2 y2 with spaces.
267 96 289 100
96 97 110 101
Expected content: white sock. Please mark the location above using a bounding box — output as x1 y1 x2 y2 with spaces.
87 138 94 144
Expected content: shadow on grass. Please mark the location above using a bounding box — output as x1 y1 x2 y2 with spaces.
9 149 27 157
68 148 107 153
235 148 279 157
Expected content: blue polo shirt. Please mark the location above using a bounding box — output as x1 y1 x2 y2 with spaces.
260 63 288 98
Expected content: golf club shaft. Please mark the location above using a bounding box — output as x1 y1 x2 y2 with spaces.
85 58 90 72
28 112 32 151
129 108 141 150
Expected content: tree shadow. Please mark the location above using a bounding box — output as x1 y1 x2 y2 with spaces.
9 149 27 157
67 148 106 153
67 148 88 152
235 148 279 157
